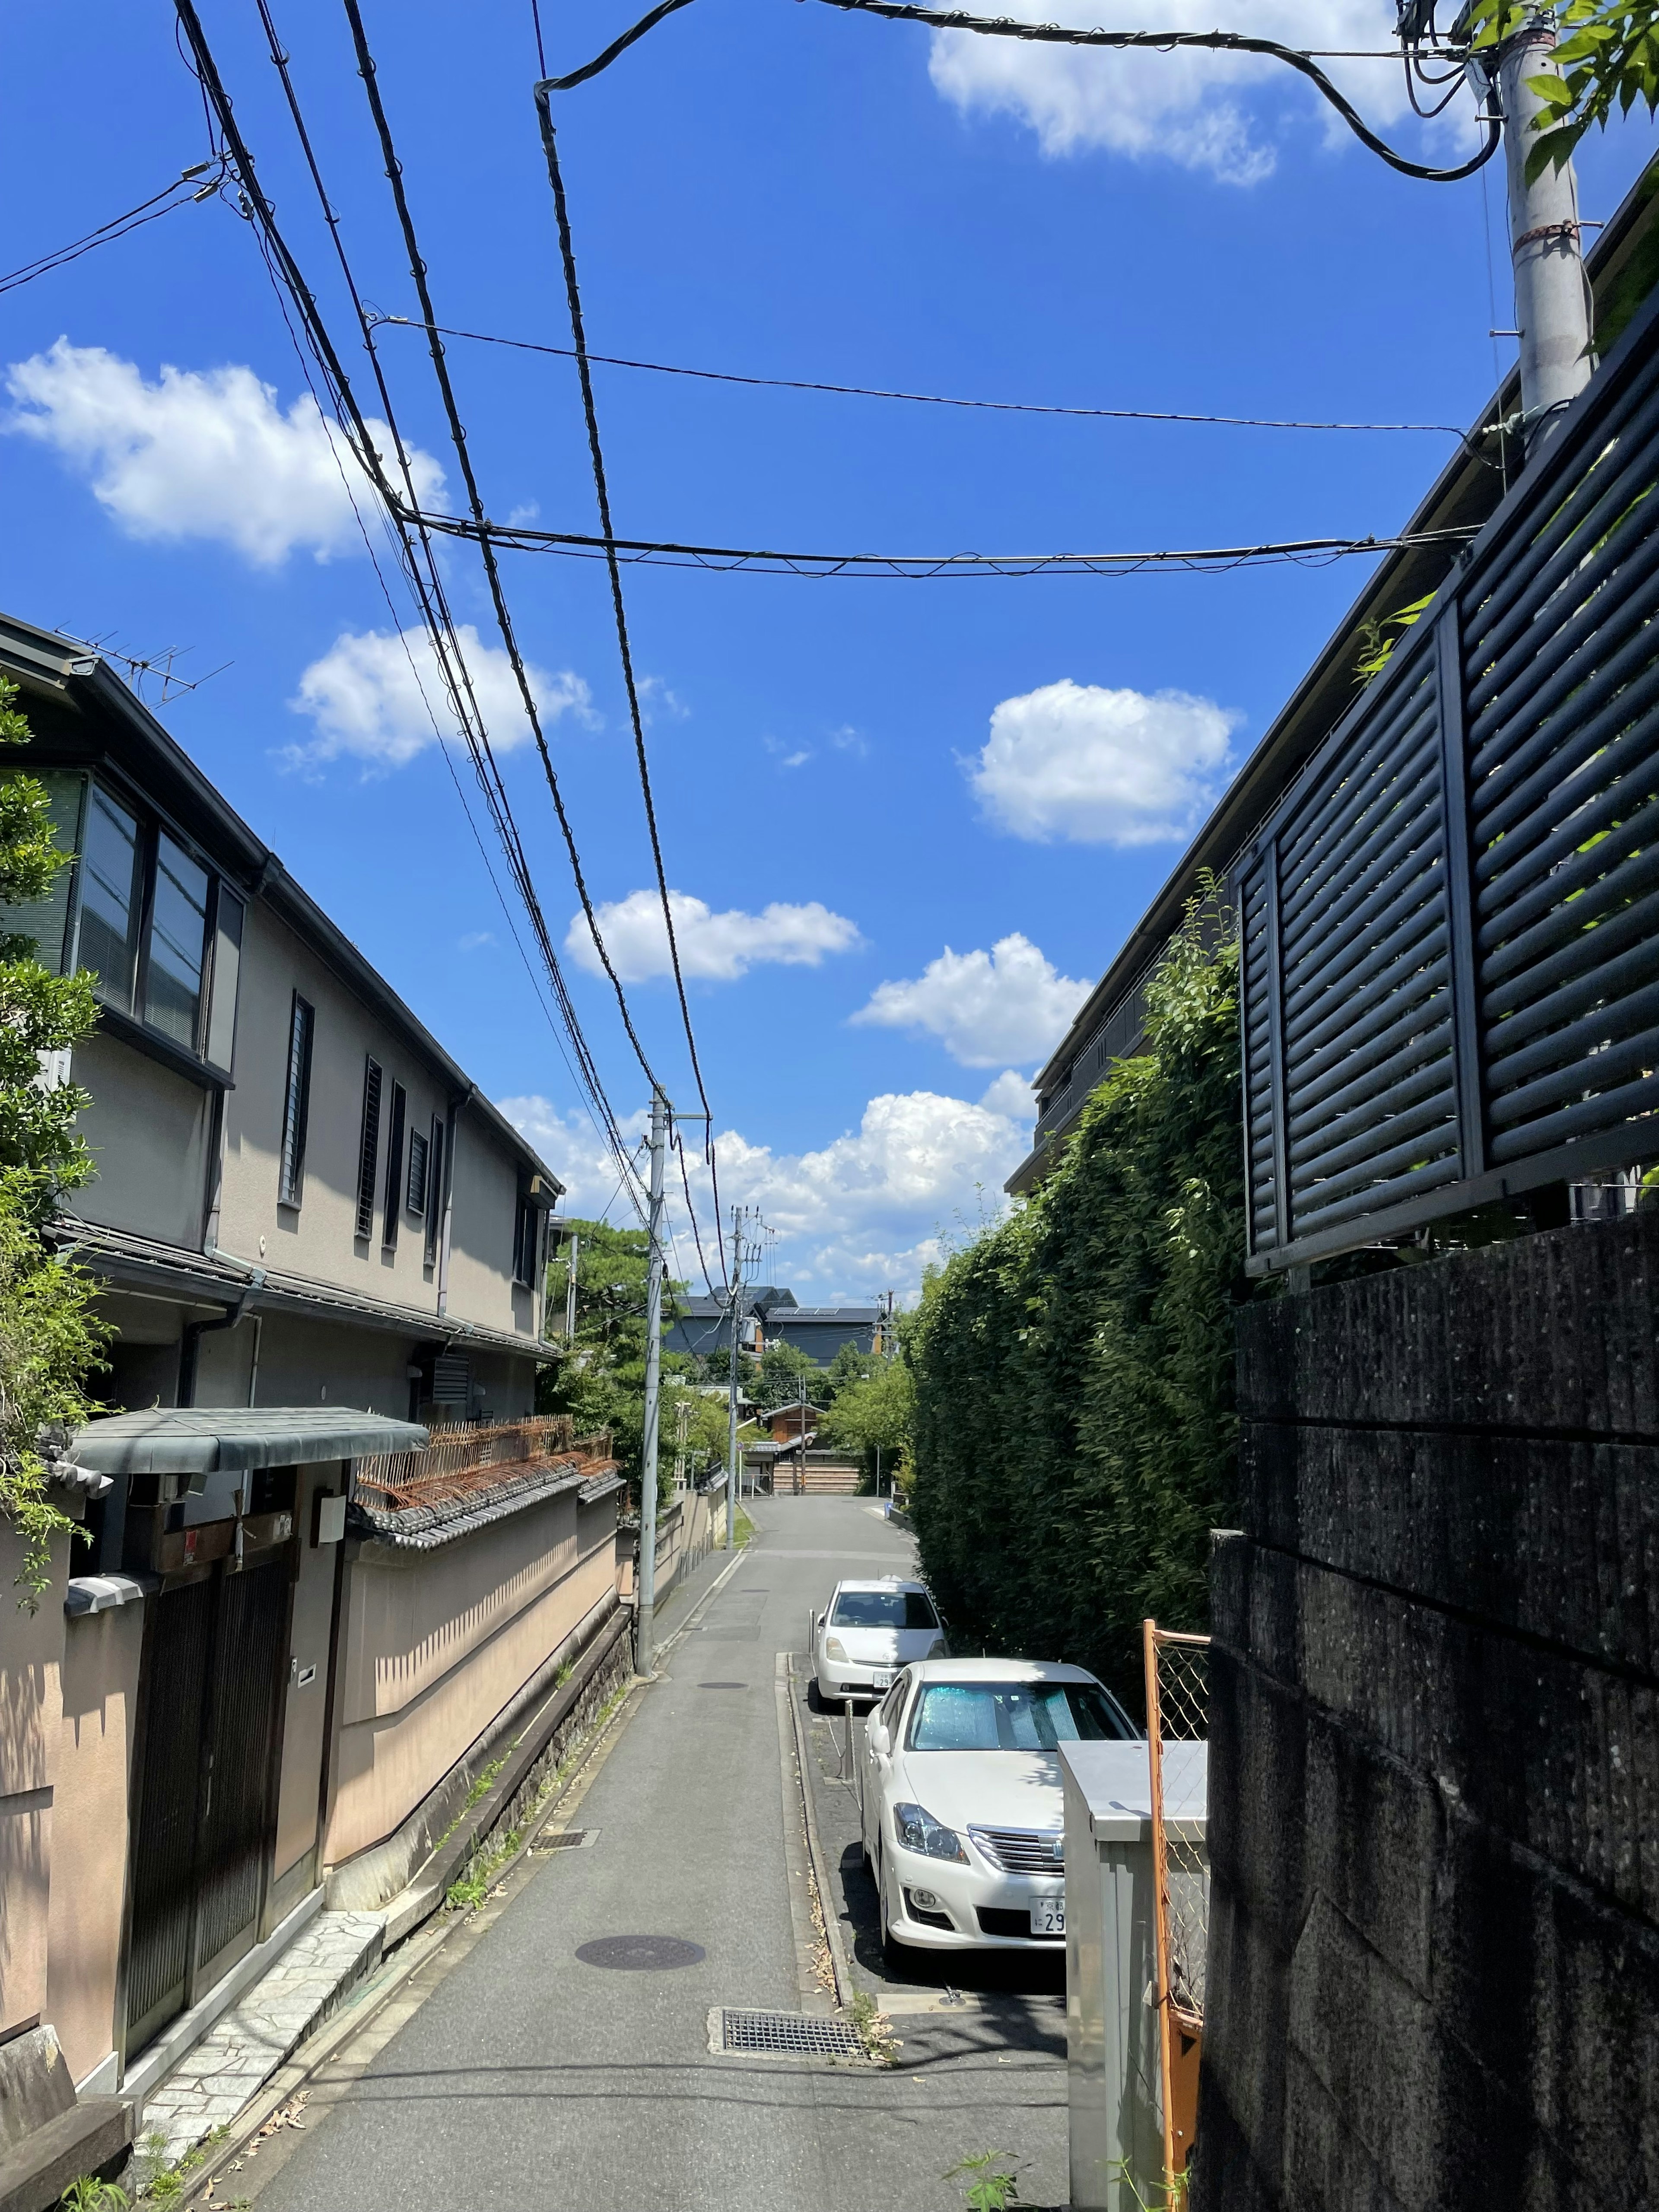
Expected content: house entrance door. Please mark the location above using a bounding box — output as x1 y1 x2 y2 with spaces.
124 1559 289 2055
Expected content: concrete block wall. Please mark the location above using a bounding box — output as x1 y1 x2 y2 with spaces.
1195 1208 1659 2212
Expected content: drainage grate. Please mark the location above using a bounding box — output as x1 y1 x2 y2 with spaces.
698 1682 747 1691
719 2009 863 2058
540 1829 592 1850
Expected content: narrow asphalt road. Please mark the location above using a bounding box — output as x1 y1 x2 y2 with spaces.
240 1495 1067 2212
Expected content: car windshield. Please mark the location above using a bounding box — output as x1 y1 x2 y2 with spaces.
908 1681 1134 1750
831 1589 938 1630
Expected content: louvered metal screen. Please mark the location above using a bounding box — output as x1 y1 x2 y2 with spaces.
1238 283 1659 1272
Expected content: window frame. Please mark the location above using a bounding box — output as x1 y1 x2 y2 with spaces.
354 1058 384 1242
406 1127 429 1219
277 992 315 1208
512 1192 538 1289
382 1081 407 1251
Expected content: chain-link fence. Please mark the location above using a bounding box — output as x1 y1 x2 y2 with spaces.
1143 1619 1211 2188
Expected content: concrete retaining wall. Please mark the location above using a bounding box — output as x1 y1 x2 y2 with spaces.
1195 1208 1659 2212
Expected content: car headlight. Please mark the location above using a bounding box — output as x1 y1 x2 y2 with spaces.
893 1801 967 1862
925 1637 947 1658
825 1635 848 1662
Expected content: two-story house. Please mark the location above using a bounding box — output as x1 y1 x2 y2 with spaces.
0 611 559 1427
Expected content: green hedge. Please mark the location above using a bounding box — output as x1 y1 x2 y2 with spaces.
909 894 1244 1710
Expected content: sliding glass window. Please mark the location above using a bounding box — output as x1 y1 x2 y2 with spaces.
79 786 144 1011
143 834 211 1048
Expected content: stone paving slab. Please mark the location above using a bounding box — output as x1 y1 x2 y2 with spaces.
140 1912 385 2164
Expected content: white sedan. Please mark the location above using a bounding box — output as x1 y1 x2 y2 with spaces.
812 1579 947 1703
860 1657 1138 1961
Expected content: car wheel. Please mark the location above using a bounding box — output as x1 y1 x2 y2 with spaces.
877 1845 909 1975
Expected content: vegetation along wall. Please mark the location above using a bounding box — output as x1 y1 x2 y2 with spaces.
909 896 1243 1709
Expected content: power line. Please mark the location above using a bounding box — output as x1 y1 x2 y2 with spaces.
0 159 225 296
404 510 1481 578
537 0 1501 184
531 76 723 1231
172 0 651 1229
369 314 1468 436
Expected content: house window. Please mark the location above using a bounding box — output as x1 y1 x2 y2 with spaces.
406 1128 429 1217
78 786 144 1012
512 1195 538 1288
278 994 314 1206
205 890 244 1074
142 833 211 1048
355 1058 383 1240
382 1082 406 1249
423 1117 445 1266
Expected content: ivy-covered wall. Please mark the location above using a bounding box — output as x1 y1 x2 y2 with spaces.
909 899 1244 1710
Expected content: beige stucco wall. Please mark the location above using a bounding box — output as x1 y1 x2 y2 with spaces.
68 1030 213 1249
445 1121 533 1339
325 1492 617 1865
0 1523 69 2037
47 1599 143 2085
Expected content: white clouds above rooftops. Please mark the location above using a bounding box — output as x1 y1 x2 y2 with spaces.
853 932 1090 1068
502 1072 1035 1300
287 625 592 770
926 0 1454 185
969 677 1239 847
566 889 861 985
4 339 444 566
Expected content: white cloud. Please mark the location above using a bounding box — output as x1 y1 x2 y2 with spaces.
970 677 1239 846
852 932 1090 1068
637 675 688 725
764 735 813 770
566 889 861 985
501 1076 1039 1301
927 1 1454 184
4 340 445 566
287 625 592 769
458 930 496 951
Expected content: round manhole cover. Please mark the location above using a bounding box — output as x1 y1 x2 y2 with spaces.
575 1934 706 1971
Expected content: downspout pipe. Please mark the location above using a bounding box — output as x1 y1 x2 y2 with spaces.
178 1268 266 1408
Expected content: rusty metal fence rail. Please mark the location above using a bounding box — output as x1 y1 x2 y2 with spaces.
355 1415 614 1510
1143 1620 1211 2191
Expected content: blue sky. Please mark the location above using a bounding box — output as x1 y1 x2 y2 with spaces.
3 0 1655 1295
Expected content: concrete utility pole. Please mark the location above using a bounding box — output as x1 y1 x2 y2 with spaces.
564 1229 580 1344
725 1206 743 1548
1495 11 1592 448
637 1088 667 1673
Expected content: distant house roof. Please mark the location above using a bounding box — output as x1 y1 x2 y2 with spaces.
768 1306 879 1324
71 1406 428 1475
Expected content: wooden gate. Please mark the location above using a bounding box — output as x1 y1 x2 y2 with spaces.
124 1560 289 2054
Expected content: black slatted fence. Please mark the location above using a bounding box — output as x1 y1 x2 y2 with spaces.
1237 285 1659 1273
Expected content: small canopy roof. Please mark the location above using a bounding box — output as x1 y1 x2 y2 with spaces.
71 1406 429 1476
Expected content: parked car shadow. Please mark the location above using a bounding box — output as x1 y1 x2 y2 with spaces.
836 1839 1066 2009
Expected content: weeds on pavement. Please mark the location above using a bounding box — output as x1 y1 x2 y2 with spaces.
445 1682 630 1912
946 2150 1021 2209
60 2179 128 2210
847 1987 901 2067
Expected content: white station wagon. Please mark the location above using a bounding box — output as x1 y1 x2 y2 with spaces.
812 1578 947 1702
860 1657 1138 1959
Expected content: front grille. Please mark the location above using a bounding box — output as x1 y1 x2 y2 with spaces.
969 1825 1065 1874
978 1907 1063 1942
720 2009 863 2057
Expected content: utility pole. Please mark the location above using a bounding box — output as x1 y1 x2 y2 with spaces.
674 1397 688 1493
637 1088 667 1674
726 1204 744 1548
1492 11 1592 448
564 1228 580 1345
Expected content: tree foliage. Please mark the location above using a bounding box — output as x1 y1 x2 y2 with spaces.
820 1354 914 1477
1467 3 1659 180
537 1216 688 1507
755 1338 820 1409
0 682 107 1601
907 891 1244 1709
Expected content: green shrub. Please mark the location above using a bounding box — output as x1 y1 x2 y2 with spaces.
909 887 1243 1710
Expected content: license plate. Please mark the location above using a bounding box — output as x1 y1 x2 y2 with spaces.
1030 1897 1065 1936
871 1669 894 1690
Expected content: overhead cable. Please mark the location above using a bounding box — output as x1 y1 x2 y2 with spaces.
370 315 1467 436
533 75 724 1227
539 0 1500 184
0 159 225 296
404 510 1481 578
172 0 649 1223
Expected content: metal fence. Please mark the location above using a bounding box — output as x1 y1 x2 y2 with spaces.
1143 1620 1210 2189
1237 281 1659 1273
355 1415 613 1510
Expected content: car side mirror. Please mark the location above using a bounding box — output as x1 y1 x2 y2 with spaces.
815 1611 826 1629
868 1719 890 1755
